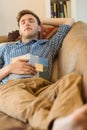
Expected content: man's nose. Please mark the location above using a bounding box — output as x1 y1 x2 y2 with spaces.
25 21 30 26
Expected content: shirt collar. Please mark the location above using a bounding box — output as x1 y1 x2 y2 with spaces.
15 39 37 45
15 39 48 45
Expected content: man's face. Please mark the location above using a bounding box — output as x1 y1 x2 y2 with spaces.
19 14 41 39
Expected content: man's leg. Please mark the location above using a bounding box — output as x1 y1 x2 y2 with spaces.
5 105 87 130
48 72 83 120
0 78 52 129
0 73 83 130
0 79 37 122
29 72 83 129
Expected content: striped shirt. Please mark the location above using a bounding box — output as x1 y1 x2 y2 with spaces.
0 25 71 84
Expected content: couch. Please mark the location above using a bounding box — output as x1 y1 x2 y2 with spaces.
0 21 87 130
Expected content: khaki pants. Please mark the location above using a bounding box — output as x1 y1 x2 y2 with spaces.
0 72 83 130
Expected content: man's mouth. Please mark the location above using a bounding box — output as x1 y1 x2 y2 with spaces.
24 27 32 31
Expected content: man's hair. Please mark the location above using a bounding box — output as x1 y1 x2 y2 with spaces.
16 9 41 26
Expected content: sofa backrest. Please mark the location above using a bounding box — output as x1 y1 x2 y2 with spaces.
51 21 87 102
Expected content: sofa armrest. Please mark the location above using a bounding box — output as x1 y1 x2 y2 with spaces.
0 36 8 43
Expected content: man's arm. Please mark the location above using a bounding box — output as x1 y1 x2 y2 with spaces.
0 65 10 81
41 18 75 26
41 18 74 62
0 59 37 81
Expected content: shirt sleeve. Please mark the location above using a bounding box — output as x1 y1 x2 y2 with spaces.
0 43 6 68
48 24 71 59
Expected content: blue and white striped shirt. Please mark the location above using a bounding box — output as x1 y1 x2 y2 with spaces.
0 25 71 84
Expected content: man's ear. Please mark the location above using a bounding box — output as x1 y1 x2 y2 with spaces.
19 29 21 36
38 25 42 32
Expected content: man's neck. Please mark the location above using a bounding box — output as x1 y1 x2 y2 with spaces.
21 37 38 44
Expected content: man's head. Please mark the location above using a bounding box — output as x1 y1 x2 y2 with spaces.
17 9 41 27
16 9 41 42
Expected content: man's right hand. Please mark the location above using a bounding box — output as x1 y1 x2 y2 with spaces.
9 59 37 75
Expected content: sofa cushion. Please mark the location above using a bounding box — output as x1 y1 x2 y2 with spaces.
50 55 59 82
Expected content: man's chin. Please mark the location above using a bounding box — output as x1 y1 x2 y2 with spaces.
24 34 33 39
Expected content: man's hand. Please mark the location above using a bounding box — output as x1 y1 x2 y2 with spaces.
9 59 37 75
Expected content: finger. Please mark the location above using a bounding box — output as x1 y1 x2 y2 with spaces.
18 59 29 62
21 67 37 75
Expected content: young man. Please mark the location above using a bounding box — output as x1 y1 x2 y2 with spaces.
0 10 74 84
0 10 85 130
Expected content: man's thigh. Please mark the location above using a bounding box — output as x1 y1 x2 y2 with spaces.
0 79 36 122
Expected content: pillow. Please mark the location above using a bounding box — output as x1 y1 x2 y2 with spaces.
40 24 57 39
8 30 20 42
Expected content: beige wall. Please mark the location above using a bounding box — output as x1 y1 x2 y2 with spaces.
0 0 47 35
0 0 87 35
71 0 87 22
